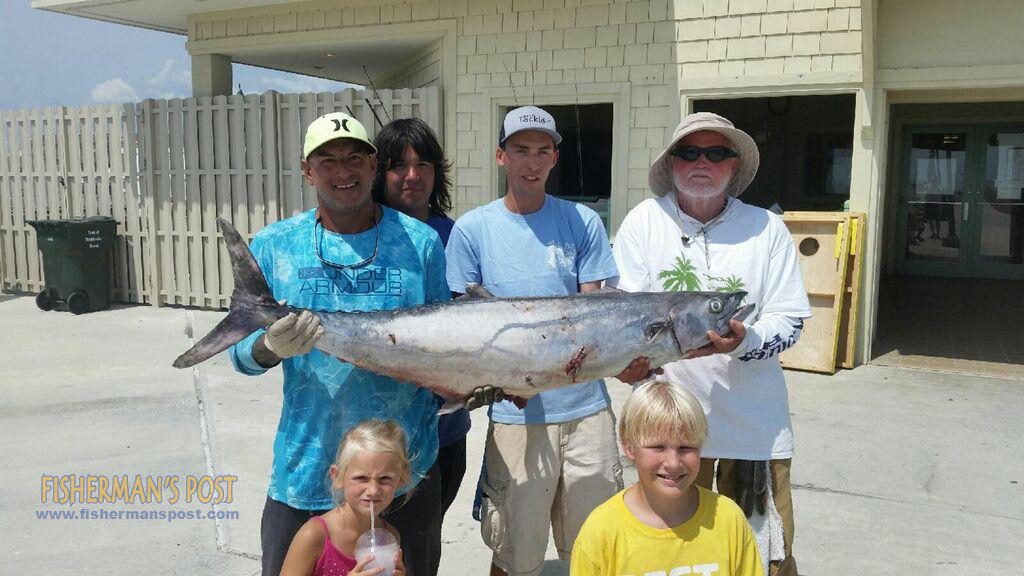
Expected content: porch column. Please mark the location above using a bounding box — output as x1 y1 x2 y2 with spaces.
191 53 233 97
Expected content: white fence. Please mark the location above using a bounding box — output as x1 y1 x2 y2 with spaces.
0 87 441 308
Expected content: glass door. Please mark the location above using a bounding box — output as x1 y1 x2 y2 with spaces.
897 125 1024 280
897 129 971 276
974 127 1024 279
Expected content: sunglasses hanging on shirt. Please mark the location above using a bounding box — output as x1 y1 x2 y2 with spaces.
313 208 381 270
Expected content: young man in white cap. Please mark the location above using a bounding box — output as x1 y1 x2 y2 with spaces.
228 111 451 576
610 112 811 576
446 106 631 576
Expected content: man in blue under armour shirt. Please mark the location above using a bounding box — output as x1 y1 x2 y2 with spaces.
229 112 449 576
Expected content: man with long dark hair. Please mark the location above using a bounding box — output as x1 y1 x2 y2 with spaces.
373 117 454 224
372 117 479 576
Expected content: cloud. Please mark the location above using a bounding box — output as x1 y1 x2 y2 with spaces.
91 78 140 103
141 59 191 100
147 59 191 87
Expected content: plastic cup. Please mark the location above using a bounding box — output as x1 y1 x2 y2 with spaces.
354 528 398 576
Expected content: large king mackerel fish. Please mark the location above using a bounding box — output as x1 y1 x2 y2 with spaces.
173 219 755 402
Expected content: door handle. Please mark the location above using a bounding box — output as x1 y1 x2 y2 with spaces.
962 201 969 221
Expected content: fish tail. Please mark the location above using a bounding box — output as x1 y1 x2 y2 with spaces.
172 218 286 368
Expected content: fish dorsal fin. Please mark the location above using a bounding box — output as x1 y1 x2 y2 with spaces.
464 283 496 299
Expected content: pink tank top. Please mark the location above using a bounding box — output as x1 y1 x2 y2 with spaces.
312 515 357 576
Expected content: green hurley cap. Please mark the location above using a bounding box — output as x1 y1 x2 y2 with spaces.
303 112 377 159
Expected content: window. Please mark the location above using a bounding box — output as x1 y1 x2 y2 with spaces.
694 94 855 211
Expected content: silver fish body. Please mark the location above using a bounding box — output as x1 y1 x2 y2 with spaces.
315 289 750 398
173 219 753 402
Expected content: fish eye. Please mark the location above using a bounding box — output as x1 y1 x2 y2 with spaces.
709 298 723 314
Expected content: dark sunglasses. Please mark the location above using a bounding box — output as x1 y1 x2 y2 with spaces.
669 145 738 163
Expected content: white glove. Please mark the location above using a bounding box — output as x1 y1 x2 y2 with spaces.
263 310 323 359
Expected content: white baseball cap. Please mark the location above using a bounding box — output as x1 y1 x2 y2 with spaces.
499 105 562 146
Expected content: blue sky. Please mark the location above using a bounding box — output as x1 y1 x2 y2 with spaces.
0 0 352 110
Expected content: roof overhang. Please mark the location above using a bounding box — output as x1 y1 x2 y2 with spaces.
31 0 302 35
33 1 444 85
197 35 440 84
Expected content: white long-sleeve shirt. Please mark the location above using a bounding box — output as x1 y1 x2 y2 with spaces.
611 195 811 460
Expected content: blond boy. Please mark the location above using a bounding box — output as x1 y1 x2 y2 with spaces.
570 382 763 576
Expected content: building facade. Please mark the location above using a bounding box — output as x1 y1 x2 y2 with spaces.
36 0 1024 365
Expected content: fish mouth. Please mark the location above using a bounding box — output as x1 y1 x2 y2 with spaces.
731 303 756 324
710 295 753 339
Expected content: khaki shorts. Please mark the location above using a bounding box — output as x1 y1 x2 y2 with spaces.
479 407 623 576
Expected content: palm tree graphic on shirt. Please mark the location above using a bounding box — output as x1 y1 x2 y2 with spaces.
706 273 745 292
658 256 746 293
658 256 702 291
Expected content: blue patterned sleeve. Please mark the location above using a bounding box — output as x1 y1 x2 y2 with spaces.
735 316 805 362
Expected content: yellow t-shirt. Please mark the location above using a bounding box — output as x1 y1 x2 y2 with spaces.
570 486 763 576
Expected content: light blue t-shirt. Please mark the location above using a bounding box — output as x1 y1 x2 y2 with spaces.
230 207 450 510
446 195 618 425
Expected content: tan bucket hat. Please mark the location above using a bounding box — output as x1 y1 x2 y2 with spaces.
648 112 759 197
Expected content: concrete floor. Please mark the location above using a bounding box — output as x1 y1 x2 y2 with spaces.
1 293 1021 575
873 275 1024 379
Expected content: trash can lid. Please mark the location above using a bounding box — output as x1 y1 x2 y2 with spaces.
27 216 118 229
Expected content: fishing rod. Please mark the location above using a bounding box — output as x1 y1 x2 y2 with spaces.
362 65 391 126
343 101 382 131
363 98 385 129
574 82 585 200
501 56 525 106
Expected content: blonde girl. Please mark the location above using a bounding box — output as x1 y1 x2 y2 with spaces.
281 420 410 576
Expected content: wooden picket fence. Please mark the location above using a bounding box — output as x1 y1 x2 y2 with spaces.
0 87 441 308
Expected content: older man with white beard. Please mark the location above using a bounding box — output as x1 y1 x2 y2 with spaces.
610 112 811 576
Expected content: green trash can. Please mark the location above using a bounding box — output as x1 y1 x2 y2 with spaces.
26 216 118 314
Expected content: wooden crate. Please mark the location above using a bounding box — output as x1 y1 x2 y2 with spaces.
779 212 854 374
836 213 865 369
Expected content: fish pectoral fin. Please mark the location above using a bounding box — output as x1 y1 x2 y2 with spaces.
463 283 496 299
644 320 670 342
437 397 466 415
